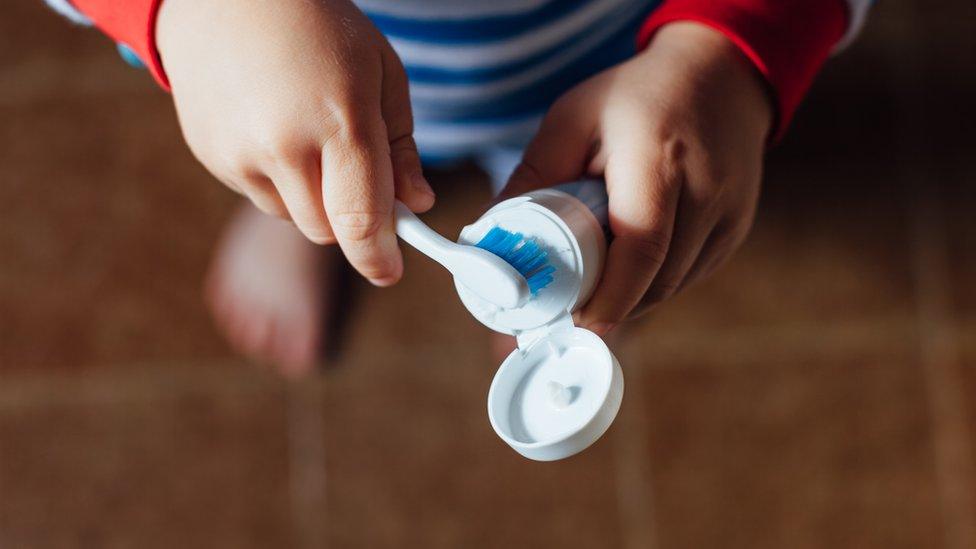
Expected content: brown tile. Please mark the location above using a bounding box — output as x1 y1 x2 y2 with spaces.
922 317 976 549
616 324 943 549
2 3 970 548
1 2 235 372
3 1 106 69
944 172 976 317
2 1 156 102
0 86 235 370
956 319 976 477
0 365 295 549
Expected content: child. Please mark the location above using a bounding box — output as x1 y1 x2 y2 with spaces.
47 0 870 376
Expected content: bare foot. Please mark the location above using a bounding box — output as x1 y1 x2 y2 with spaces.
205 202 338 377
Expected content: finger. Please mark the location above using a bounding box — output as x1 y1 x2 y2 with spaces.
634 184 720 311
677 228 724 293
679 217 751 291
577 145 683 335
497 96 595 199
380 46 435 213
213 162 287 216
269 154 336 245
213 173 246 197
628 227 723 320
390 134 435 212
241 174 290 219
321 113 402 286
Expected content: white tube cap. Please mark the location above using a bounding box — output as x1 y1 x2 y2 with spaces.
488 321 623 461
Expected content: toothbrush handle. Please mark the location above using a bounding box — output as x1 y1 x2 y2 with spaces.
394 201 456 266
394 201 530 308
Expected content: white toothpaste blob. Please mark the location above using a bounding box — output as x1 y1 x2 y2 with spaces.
508 344 599 440
546 381 574 410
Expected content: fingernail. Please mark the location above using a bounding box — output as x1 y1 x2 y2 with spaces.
369 276 398 288
411 172 435 196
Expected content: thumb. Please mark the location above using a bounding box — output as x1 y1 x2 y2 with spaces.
498 98 595 199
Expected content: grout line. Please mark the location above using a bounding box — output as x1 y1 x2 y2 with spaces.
908 177 976 549
0 314 921 410
629 313 917 366
611 348 659 549
895 2 976 546
0 360 274 410
286 380 329 549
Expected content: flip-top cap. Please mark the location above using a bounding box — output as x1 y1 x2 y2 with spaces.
488 323 623 461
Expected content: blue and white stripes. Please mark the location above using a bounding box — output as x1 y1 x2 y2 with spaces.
357 0 659 160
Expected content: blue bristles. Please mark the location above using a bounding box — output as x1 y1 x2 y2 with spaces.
475 226 556 295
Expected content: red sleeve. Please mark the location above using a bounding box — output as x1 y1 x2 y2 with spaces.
70 0 170 89
638 0 849 140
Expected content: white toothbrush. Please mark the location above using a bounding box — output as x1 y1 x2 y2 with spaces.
394 201 530 308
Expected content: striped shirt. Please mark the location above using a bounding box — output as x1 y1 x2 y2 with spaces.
359 0 655 159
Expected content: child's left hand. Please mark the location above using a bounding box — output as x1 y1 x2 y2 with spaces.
500 22 773 335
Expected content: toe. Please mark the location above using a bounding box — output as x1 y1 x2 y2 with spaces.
224 306 258 358
275 317 321 379
240 314 274 361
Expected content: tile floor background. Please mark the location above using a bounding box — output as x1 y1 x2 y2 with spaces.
1 1 974 547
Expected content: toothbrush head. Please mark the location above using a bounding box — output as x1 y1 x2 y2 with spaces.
475 226 556 295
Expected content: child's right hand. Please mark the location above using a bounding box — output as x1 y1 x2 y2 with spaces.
156 0 435 286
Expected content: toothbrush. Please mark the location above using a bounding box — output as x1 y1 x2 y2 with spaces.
394 201 554 308
473 226 556 294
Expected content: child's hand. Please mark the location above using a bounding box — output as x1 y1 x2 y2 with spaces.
157 0 434 286
500 23 772 335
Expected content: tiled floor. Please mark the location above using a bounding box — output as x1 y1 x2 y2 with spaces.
2 1 975 548
0 366 295 548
